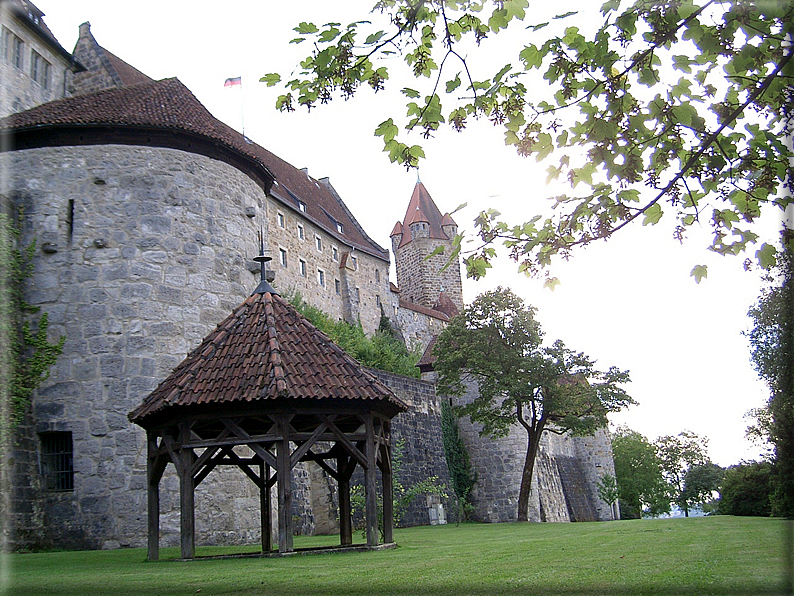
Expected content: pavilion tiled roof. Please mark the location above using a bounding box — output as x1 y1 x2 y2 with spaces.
129 291 407 425
1 77 389 262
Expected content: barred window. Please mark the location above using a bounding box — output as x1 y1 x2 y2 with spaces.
39 432 74 492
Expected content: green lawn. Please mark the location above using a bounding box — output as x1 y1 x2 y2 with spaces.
3 517 790 596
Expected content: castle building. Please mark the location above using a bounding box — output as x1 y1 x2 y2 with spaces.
1 2 618 551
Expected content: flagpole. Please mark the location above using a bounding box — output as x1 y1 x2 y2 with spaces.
240 77 245 138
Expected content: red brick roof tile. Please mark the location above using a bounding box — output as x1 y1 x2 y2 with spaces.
129 291 407 425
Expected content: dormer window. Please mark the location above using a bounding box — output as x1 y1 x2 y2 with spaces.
298 201 307 213
336 222 344 234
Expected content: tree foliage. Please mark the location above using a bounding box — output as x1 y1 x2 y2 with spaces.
440 399 477 522
267 0 793 280
746 229 794 518
654 430 711 517
432 287 633 520
287 291 422 377
681 462 724 514
612 426 670 518
719 460 773 516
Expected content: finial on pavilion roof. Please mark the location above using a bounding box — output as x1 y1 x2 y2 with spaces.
252 227 278 296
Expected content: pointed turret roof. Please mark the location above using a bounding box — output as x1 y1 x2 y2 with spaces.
397 182 454 247
432 292 460 318
129 291 407 426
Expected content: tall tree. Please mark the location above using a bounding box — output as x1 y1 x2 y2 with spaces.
681 462 724 514
266 1 793 281
654 430 710 517
746 229 794 518
432 287 633 521
612 426 670 518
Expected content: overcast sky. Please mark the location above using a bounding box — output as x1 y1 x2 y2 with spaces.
30 0 789 467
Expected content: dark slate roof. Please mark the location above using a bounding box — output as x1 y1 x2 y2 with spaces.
1 77 389 261
395 182 457 248
129 291 407 425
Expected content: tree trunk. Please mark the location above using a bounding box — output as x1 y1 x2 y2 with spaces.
517 430 541 522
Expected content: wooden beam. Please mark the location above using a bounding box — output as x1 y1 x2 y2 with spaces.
337 454 353 547
320 414 368 469
382 443 394 544
290 422 328 468
276 415 293 553
221 418 278 468
261 462 272 553
178 426 196 560
146 432 160 562
364 414 378 547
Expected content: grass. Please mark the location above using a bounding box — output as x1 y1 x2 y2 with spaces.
3 516 790 596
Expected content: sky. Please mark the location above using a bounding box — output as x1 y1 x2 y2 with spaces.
30 0 789 467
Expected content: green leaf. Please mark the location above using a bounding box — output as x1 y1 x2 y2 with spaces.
260 73 281 87
755 243 777 270
520 44 542 69
690 265 708 284
446 75 462 93
375 119 399 142
401 87 421 98
642 203 663 226
543 277 561 291
294 22 319 35
365 30 386 45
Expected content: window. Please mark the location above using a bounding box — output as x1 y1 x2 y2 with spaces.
39 432 74 492
298 201 307 213
335 279 341 295
355 287 360 301
317 269 325 287
3 27 23 70
332 246 339 262
277 212 285 228
278 248 288 267
350 256 358 270
299 259 307 277
30 50 50 89
376 295 381 307
375 269 380 283
315 235 322 251
336 221 344 234
297 223 305 240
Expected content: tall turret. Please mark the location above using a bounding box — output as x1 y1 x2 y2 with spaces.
391 182 463 312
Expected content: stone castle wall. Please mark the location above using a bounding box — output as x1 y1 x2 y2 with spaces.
0 8 72 118
394 235 463 312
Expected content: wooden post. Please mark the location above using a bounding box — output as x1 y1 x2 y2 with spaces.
277 415 293 553
260 462 272 553
364 414 378 547
179 426 195 560
146 432 160 561
338 455 352 546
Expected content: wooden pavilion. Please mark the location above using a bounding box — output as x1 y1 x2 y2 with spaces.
128 275 407 560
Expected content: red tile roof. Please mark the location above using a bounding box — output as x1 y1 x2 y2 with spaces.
129 291 407 425
398 299 450 322
102 46 153 87
1 77 388 262
396 182 454 248
432 292 460 318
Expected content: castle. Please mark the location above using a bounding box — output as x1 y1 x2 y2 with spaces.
1 1 618 551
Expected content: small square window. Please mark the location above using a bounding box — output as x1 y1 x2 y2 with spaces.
299 259 307 277
335 279 341 295
336 222 344 234
317 269 325 287
279 248 288 267
277 212 285 228
315 235 322 251
39 432 74 492
298 201 307 213
297 224 305 240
